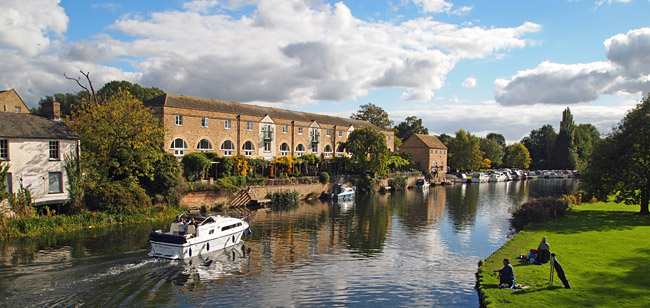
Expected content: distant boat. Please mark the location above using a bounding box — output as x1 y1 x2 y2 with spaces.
415 178 430 188
331 184 355 200
488 172 507 182
470 173 489 183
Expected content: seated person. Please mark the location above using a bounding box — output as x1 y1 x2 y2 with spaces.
535 237 551 264
493 258 515 288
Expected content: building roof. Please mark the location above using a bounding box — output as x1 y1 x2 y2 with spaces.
401 134 447 149
0 112 80 140
145 93 391 132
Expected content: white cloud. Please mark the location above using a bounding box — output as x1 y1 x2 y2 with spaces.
494 27 650 106
462 76 476 88
411 0 472 15
182 0 220 13
0 0 68 56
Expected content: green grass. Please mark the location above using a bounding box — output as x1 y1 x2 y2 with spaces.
1 206 183 239
477 202 650 307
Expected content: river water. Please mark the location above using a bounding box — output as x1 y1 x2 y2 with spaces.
0 179 578 307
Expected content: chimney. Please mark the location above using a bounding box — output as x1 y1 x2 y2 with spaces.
43 101 61 121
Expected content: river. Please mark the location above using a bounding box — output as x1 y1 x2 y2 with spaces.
0 179 578 307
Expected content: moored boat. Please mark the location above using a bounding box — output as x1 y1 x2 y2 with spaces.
470 172 489 183
415 178 430 188
149 214 250 260
331 184 355 200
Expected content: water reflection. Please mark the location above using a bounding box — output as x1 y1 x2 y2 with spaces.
0 179 578 307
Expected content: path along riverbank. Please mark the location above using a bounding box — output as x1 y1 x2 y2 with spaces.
476 202 650 307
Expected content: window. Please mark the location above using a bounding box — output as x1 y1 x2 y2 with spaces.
15 106 21 113
221 140 235 156
389 135 392 141
435 150 439 154
170 138 188 156
296 144 305 157
283 125 288 133
336 144 345 157
430 149 433 155
264 142 271 152
48 172 63 194
311 143 318 153
247 121 253 131
201 117 209 128
324 145 332 158
175 115 183 126
243 141 255 156
326 129 331 137
225 119 231 129
197 139 213 152
298 127 303 135
338 130 342 138
4 172 11 194
280 143 290 156
49 141 60 160
0 139 8 160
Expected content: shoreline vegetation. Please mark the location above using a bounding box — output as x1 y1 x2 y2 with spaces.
476 202 650 307
1 206 183 240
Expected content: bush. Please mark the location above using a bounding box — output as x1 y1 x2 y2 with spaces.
388 176 408 191
217 175 247 191
354 175 377 196
319 172 330 184
510 197 569 230
85 180 152 214
303 177 313 184
266 190 299 210
182 152 211 181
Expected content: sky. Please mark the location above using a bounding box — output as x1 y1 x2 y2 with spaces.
2 0 650 143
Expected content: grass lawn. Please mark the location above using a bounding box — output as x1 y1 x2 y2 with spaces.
477 202 650 307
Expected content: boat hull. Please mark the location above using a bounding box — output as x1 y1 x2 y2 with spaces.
149 225 248 260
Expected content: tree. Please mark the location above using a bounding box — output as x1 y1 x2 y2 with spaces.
479 138 504 167
504 143 531 169
394 116 428 141
481 158 492 169
71 89 166 183
32 92 84 118
551 107 578 169
486 133 506 149
574 123 600 169
342 127 390 176
447 129 483 172
182 152 212 181
521 124 557 169
582 95 650 214
97 80 165 103
351 103 393 129
437 133 452 146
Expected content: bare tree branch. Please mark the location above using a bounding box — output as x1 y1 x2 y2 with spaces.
64 70 98 105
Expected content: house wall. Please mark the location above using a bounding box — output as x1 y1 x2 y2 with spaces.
0 90 29 114
400 145 447 179
3 138 78 205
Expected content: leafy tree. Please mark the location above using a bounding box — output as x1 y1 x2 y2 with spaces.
64 154 84 213
71 90 165 183
551 107 578 169
351 103 393 129
140 153 182 198
394 116 428 141
504 143 531 169
387 154 410 171
481 158 492 169
486 133 506 149
232 155 249 177
182 152 212 181
97 80 165 103
342 127 390 176
447 129 483 172
521 124 557 169
0 162 9 202
582 95 650 214
32 92 84 118
437 133 452 146
273 156 294 175
479 138 504 167
574 124 600 169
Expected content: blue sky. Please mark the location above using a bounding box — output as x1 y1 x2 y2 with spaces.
2 0 649 142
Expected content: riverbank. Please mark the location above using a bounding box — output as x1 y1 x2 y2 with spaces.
476 202 650 307
0 206 183 239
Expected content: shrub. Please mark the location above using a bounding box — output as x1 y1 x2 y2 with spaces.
319 172 330 184
388 176 408 191
354 175 377 196
303 177 313 184
182 152 211 181
510 197 569 230
266 190 299 210
85 180 152 214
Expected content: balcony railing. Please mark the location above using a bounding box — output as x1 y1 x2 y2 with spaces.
263 127 274 141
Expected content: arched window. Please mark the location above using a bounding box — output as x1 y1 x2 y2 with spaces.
242 141 255 156
221 140 235 156
280 143 290 156
170 138 188 156
336 144 345 157
324 145 333 158
197 139 212 152
295 144 305 157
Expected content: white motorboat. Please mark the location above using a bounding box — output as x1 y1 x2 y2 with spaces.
415 178 430 188
470 173 489 183
149 214 250 260
331 184 355 200
488 172 507 182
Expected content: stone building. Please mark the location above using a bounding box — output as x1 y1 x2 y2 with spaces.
0 90 80 206
144 94 394 160
399 134 448 183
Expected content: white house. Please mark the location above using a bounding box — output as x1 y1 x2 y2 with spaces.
1 89 80 206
